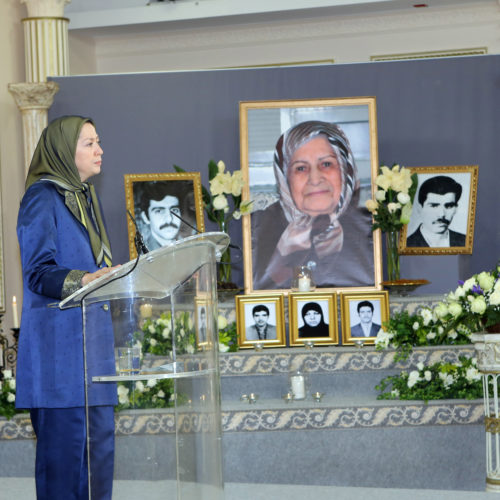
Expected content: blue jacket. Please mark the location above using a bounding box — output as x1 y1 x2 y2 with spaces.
16 181 117 408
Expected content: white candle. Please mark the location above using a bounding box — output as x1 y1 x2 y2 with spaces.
298 276 311 292
139 303 153 318
291 375 305 400
12 296 19 328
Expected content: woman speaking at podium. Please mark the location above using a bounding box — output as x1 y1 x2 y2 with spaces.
16 116 119 499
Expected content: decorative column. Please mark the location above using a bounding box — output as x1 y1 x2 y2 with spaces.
472 332 500 492
8 82 59 171
9 0 70 172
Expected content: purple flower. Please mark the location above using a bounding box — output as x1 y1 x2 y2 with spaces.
458 280 465 286
471 284 483 294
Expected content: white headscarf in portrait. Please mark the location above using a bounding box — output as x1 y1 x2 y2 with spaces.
272 120 359 261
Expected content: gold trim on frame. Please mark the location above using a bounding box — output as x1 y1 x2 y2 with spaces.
399 165 478 255
288 292 338 346
236 294 286 349
240 97 382 296
340 291 389 345
124 172 205 260
370 47 487 62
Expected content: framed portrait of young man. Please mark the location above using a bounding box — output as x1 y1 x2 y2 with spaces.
399 165 478 255
239 97 382 295
124 172 205 259
236 294 286 348
194 296 210 347
288 293 338 346
340 291 389 345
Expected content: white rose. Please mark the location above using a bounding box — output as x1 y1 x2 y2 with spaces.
3 370 12 379
218 315 228 330
407 370 421 388
150 338 157 346
375 190 386 201
157 390 165 398
447 330 458 340
413 322 419 331
135 381 145 392
455 286 466 298
448 302 462 318
365 199 378 213
424 370 432 381
8 379 16 390
397 192 410 205
162 328 170 339
7 393 15 403
213 194 228 211
466 367 481 382
186 345 195 354
427 331 436 340
434 303 448 318
420 308 433 326
391 389 400 397
470 296 487 314
463 277 476 292
148 324 156 334
117 385 129 396
489 290 500 306
219 343 230 352
147 378 157 388
478 272 495 292
417 362 425 371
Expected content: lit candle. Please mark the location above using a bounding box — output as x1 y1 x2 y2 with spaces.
12 296 19 328
298 276 311 292
291 374 305 400
140 303 153 318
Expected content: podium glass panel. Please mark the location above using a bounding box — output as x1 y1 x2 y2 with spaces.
60 234 228 499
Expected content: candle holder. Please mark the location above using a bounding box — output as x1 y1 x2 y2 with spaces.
304 340 315 350
283 392 294 403
248 393 259 404
291 266 316 293
354 339 365 349
253 342 264 351
312 391 324 402
240 394 249 402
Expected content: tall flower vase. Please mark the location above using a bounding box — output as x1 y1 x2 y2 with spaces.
217 220 233 288
385 230 401 281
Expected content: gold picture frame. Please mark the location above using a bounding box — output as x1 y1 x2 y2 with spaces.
124 172 205 259
399 165 478 255
288 292 338 346
194 295 211 347
340 291 389 345
239 97 382 295
236 294 286 348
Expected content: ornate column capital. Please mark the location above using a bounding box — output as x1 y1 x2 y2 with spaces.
8 81 59 110
20 0 70 18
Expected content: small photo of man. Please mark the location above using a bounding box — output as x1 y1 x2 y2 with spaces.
245 303 277 341
349 299 382 338
406 174 467 248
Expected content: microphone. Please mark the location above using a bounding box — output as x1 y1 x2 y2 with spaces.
169 209 242 252
126 209 149 255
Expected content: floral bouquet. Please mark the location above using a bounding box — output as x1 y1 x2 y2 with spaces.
175 160 252 286
365 164 418 280
433 266 500 336
0 369 18 419
376 356 483 402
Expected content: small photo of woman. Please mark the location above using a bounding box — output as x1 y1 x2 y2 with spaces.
298 301 330 338
288 293 338 346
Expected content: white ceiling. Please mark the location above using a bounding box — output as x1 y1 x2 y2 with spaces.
64 0 493 32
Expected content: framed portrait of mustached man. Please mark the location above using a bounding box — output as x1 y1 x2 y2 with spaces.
240 97 382 295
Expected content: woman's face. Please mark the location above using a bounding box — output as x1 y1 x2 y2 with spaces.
287 135 342 216
75 122 103 182
303 309 322 327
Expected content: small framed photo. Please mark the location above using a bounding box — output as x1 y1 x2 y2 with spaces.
194 296 210 347
124 172 205 259
288 293 338 346
340 291 389 345
399 165 478 255
236 294 286 348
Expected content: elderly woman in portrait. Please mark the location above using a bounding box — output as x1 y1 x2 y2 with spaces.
298 302 330 338
252 120 374 289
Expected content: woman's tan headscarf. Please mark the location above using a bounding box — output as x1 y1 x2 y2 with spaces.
266 120 358 285
25 115 112 267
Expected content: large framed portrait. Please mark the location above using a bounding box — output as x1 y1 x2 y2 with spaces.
124 173 205 259
288 293 338 346
240 97 382 294
236 294 286 348
399 165 478 255
340 291 389 345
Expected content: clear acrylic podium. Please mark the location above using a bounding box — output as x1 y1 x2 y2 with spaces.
59 233 229 500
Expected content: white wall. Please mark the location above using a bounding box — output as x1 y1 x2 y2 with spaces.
0 0 26 327
68 2 500 75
